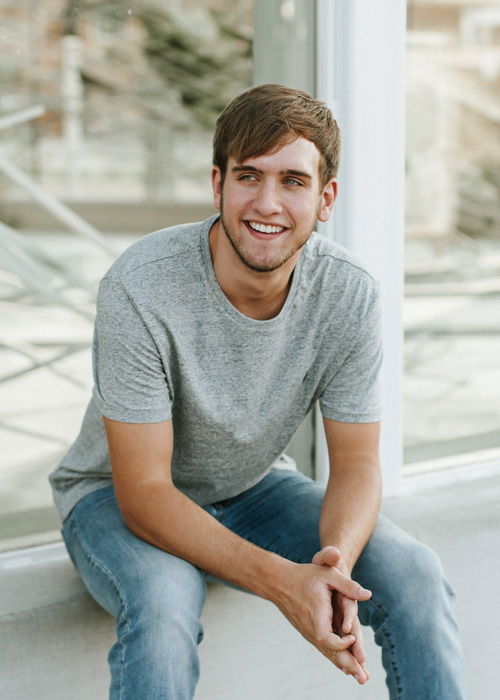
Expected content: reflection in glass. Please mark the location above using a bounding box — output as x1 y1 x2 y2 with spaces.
405 0 500 466
0 0 253 548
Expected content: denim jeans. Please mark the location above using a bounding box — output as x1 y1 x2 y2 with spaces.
62 468 467 700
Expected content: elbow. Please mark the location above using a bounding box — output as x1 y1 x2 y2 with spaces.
114 478 176 540
120 507 145 538
116 499 149 540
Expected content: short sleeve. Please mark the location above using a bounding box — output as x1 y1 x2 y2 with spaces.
92 276 172 423
319 283 383 423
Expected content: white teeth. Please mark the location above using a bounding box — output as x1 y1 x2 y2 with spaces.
249 221 285 234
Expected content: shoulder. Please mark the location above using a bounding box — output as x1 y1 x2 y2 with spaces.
103 215 217 284
304 232 379 297
306 232 376 279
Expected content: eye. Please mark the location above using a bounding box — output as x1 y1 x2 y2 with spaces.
283 177 303 186
238 173 257 181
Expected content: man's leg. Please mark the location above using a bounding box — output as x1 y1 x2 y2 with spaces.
352 515 466 700
219 467 466 700
62 485 207 700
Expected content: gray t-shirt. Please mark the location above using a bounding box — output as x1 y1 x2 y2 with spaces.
50 215 382 522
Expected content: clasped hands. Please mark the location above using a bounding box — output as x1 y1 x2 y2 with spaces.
313 546 370 684
278 546 371 684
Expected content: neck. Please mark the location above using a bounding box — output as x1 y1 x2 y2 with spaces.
209 219 299 320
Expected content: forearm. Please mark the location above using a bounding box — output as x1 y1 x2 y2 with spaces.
118 478 292 603
319 459 381 573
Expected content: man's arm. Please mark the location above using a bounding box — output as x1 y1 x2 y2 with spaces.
104 416 372 678
315 417 381 680
320 418 382 572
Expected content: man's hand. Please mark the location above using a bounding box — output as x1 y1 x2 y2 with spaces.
312 546 370 684
273 555 371 682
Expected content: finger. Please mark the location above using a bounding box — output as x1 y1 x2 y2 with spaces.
339 597 358 634
321 630 356 652
329 569 372 602
353 667 369 685
311 595 355 652
334 625 368 684
350 616 367 666
329 600 369 682
331 598 345 636
312 546 341 568
331 648 368 684
352 639 366 666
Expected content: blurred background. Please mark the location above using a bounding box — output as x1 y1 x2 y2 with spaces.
0 0 499 549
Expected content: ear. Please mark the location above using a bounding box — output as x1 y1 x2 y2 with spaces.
211 166 222 210
317 178 338 222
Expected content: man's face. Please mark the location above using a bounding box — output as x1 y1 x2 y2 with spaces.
211 137 337 273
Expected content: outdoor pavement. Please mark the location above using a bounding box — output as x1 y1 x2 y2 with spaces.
404 233 500 464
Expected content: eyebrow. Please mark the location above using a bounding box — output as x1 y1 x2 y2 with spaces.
231 165 313 180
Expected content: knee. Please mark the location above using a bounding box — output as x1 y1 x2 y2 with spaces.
134 592 205 651
386 540 453 622
401 541 447 594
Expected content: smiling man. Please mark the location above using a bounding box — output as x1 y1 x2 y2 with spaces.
50 84 466 700
213 138 329 273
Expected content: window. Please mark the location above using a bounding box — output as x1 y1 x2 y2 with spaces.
0 0 253 550
404 0 500 469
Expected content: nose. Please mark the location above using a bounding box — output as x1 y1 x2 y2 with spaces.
253 181 282 216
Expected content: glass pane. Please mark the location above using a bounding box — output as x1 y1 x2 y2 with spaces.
405 0 500 467
0 0 253 549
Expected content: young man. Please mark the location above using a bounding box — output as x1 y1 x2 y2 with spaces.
50 84 466 699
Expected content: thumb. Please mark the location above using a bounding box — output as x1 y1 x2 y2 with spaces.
331 569 372 602
312 545 341 568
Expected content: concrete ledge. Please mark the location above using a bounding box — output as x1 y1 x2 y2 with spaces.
2 465 499 699
0 544 113 699
0 542 387 700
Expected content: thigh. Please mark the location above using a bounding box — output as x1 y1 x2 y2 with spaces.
219 469 440 611
218 468 324 563
62 485 207 621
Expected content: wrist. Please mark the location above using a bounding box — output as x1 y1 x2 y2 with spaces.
319 542 354 575
339 558 354 576
258 555 297 606
240 547 296 604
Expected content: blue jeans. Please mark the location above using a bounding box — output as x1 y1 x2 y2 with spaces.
62 468 466 699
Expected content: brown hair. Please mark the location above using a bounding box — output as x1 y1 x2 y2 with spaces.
213 84 341 188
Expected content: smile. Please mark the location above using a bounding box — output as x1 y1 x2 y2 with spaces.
247 221 287 234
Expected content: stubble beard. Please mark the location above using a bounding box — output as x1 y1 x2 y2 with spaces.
219 196 317 274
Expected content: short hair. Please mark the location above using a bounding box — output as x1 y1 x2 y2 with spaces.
213 83 341 188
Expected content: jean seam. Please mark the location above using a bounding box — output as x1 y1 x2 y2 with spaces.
68 517 130 699
367 599 404 699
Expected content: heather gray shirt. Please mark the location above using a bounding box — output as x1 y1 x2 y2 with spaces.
50 215 382 522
